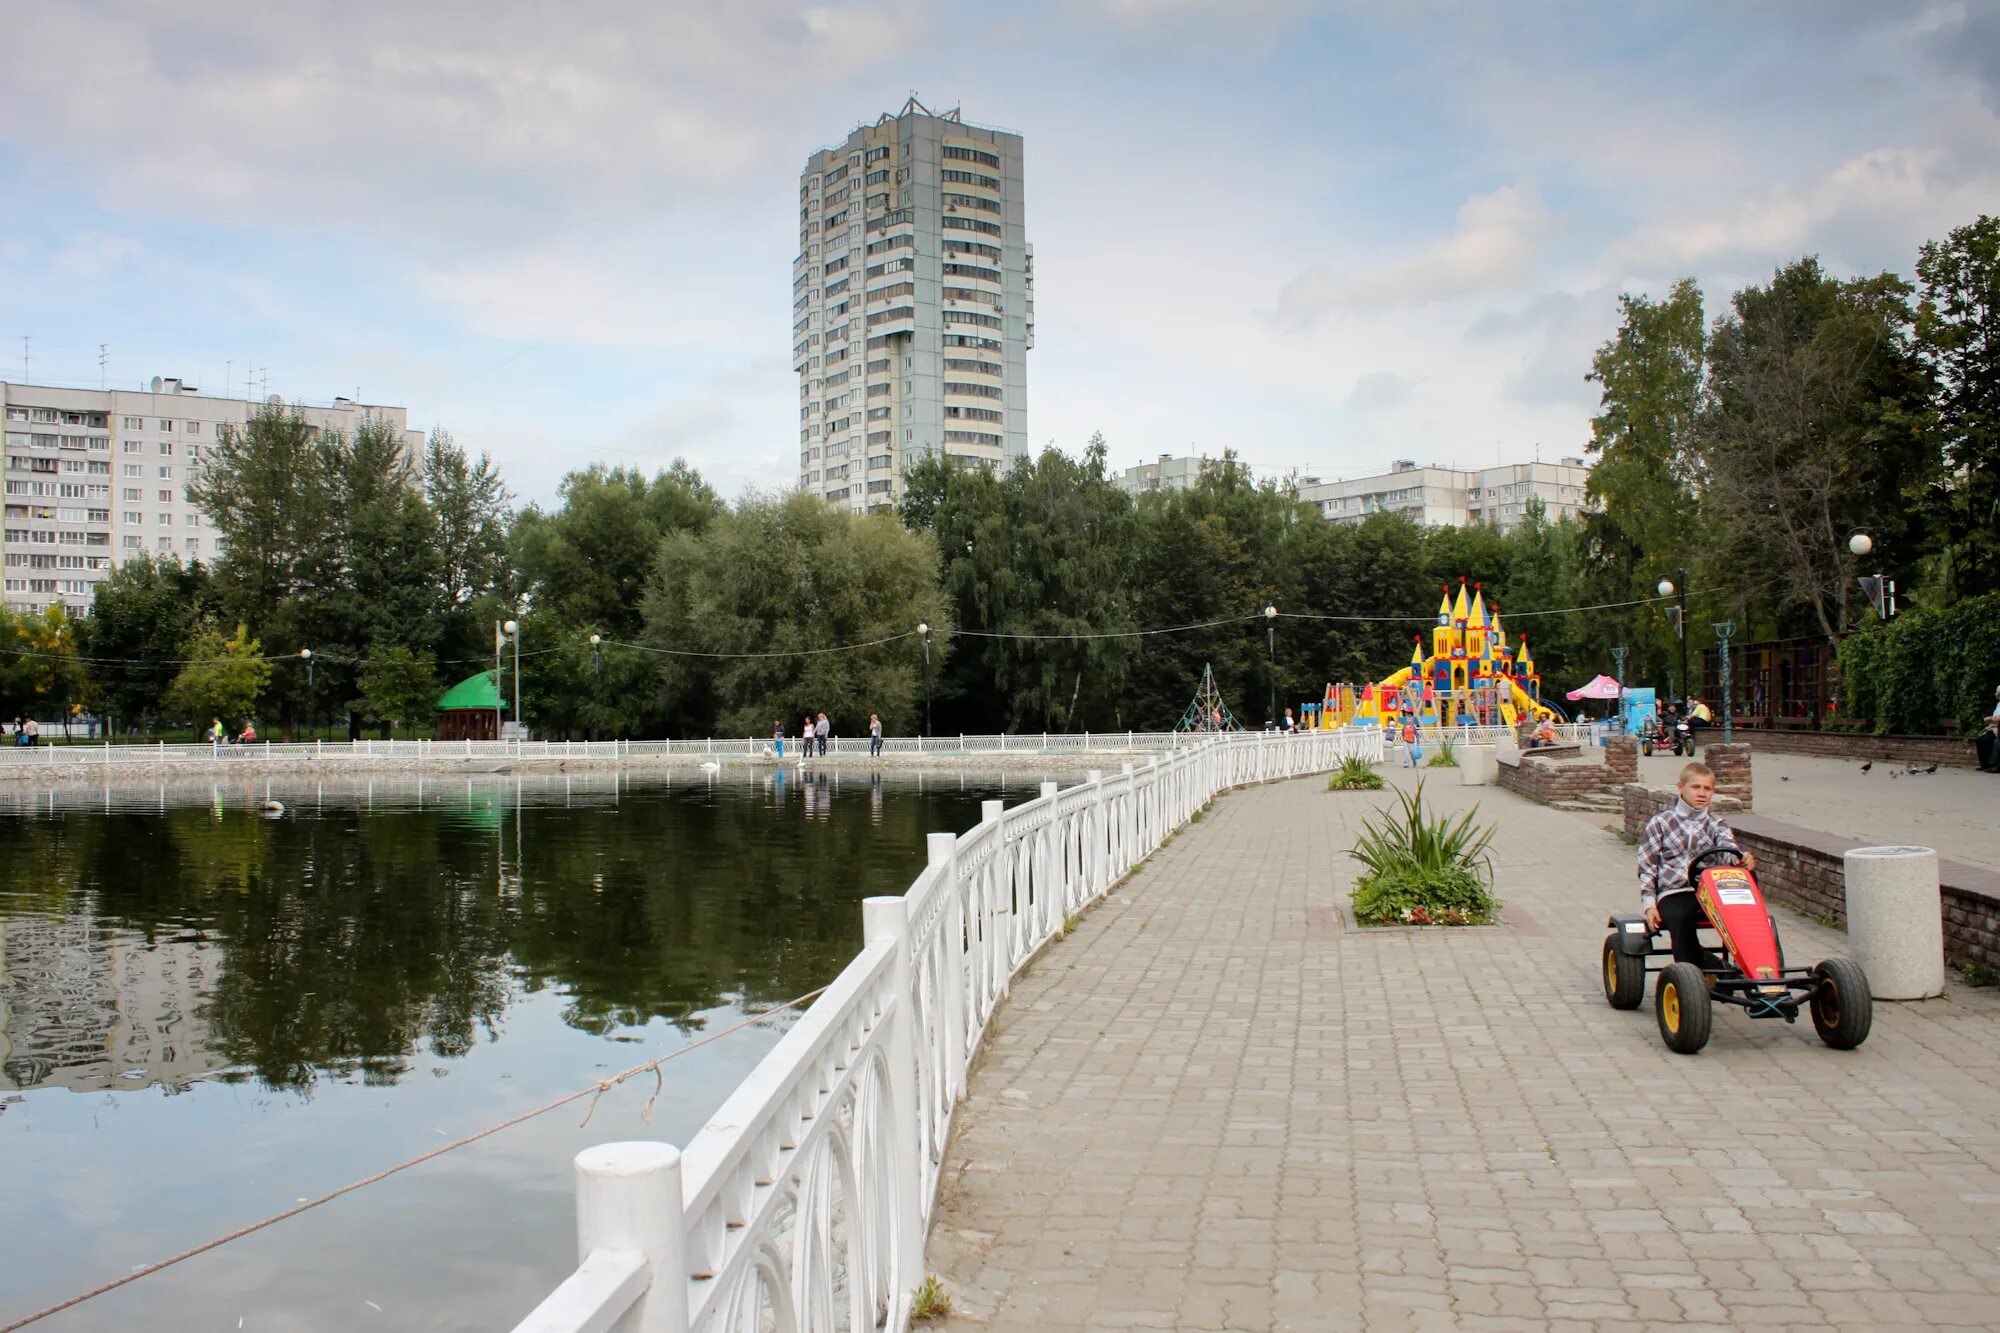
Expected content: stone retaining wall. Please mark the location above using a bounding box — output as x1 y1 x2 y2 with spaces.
1497 752 1613 805
1621 784 2000 972
1741 729 1980 769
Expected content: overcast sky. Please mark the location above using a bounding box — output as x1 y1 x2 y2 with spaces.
2 1 1995 506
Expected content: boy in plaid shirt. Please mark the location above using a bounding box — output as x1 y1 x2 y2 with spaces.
1636 761 1757 968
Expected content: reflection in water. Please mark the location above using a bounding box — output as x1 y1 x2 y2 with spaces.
0 770 1022 1096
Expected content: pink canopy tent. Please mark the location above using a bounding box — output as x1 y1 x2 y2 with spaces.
1565 674 1624 701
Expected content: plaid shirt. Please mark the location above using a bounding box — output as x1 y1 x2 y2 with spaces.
1635 799 1741 912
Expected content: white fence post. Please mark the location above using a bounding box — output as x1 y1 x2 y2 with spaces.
566 1141 688 1333
928 831 966 1096
861 896 926 1305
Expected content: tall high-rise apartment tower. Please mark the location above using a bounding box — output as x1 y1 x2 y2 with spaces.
794 99 1032 510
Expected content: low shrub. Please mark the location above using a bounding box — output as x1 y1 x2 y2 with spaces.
1326 754 1385 791
1349 781 1499 926
1424 736 1460 768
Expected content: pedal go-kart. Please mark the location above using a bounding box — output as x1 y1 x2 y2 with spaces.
1603 848 1872 1054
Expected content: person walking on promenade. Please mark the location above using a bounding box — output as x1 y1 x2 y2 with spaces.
815 713 829 757
1280 708 1296 733
1401 715 1421 768
1978 685 2000 773
868 713 883 757
773 720 786 759
802 714 815 761
23 716 38 747
208 716 225 744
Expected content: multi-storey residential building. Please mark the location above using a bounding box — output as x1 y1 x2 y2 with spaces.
1 377 424 617
1116 453 1216 496
1296 458 1592 533
795 99 1032 511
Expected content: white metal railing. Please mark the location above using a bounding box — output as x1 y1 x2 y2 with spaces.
0 730 1337 771
509 727 1381 1333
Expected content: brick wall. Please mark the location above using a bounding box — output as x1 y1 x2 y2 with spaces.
1497 752 1613 804
1605 736 1637 785
1620 784 2000 972
1702 742 1753 810
1743 730 1980 769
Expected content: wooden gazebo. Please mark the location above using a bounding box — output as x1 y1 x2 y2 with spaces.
435 670 505 741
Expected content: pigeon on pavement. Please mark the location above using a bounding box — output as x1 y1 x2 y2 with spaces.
1860 760 1873 773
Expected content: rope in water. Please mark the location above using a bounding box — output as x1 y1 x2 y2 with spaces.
0 985 829 1333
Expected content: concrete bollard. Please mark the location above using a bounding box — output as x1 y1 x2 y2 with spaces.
1459 744 1496 786
1842 845 1943 1000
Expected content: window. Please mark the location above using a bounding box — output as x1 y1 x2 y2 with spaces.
156 537 170 551
158 440 174 455
122 415 142 429
31 408 57 423
946 381 1003 398
157 489 172 502
943 263 1001 283
123 440 142 454
865 168 889 185
184 421 202 434
157 419 173 431
940 169 999 190
3 407 25 422
864 145 890 165
869 281 915 302
867 306 915 327
122 535 142 549
122 511 142 525
866 192 889 210
185 538 200 554
159 466 173 479
944 286 999 306
122 463 142 477
943 310 1003 330
943 193 1001 214
942 144 1000 168
944 429 1002 446
943 358 1001 375
942 216 1003 238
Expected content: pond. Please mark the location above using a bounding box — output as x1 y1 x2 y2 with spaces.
0 767 1038 1331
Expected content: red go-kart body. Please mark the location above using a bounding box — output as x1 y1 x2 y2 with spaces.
1693 864 1784 990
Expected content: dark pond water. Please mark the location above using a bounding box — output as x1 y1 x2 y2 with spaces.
0 767 1038 1331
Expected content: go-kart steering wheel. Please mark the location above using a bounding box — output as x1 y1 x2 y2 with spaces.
1686 846 1744 888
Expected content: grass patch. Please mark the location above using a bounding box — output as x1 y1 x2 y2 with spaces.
911 1276 953 1322
1326 754 1385 791
1349 781 1499 927
1424 736 1460 769
1961 962 1999 988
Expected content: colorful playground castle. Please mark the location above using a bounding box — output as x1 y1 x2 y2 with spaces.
1303 578 1559 731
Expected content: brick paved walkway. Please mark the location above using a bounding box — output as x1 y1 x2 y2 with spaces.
925 770 2000 1331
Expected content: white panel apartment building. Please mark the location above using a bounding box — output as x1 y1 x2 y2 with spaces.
1 377 423 618
1297 458 1592 533
795 99 1032 511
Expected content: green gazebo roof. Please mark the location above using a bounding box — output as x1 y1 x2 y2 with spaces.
436 670 507 713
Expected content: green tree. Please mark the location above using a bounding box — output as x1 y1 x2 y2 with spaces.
188 403 342 624
1915 215 2000 598
81 555 214 733
1581 282 1706 689
644 492 950 736
165 622 275 732
424 429 513 659
1698 258 1938 643
514 463 723 640
358 646 440 732
902 436 1140 732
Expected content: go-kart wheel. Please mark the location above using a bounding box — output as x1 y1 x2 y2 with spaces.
1603 934 1645 1009
1810 957 1872 1050
1655 961 1712 1054
1642 739 1654 757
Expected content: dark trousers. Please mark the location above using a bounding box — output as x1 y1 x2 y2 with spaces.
1978 730 1998 772
869 736 882 756
817 734 827 756
1658 891 1721 970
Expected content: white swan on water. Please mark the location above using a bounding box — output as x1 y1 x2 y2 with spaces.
258 799 286 816
699 761 723 773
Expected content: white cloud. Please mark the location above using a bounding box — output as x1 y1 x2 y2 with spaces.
418 250 770 349
1273 184 1554 324
51 230 138 278
1345 371 1421 412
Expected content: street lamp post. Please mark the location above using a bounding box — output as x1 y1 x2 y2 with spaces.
1656 572 1689 709
299 648 314 740
1611 643 1629 732
503 619 520 740
917 621 931 738
492 619 504 741
1264 604 1278 727
1713 619 1737 743
588 634 603 742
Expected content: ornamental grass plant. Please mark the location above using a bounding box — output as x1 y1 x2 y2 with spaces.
1424 736 1459 768
1349 780 1499 926
1326 754 1385 791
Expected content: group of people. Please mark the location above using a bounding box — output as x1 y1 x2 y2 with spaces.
772 713 886 760
5 716 40 746
205 717 258 744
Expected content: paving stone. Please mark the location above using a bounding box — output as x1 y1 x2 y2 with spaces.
925 770 2000 1330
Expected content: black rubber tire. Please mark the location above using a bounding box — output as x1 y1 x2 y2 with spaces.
1811 957 1873 1050
1642 738 1654 757
1769 917 1785 972
1656 961 1712 1054
1604 934 1646 1010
